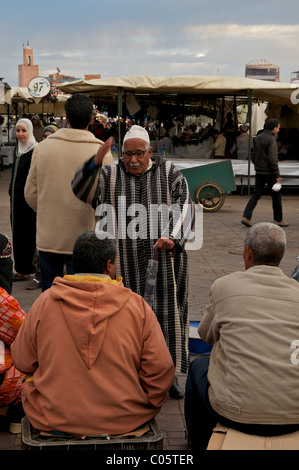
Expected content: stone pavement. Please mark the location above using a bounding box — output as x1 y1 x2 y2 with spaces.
0 165 299 451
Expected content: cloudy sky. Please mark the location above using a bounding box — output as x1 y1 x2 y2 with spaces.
1 0 299 86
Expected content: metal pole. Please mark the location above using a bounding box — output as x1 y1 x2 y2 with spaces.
233 95 238 159
7 104 10 145
247 90 252 196
117 88 123 161
221 97 225 128
213 99 217 127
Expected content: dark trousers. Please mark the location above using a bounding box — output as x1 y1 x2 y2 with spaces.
0 258 13 295
184 356 299 451
184 356 219 450
243 174 283 222
39 251 75 292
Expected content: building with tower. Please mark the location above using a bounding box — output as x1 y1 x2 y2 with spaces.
18 42 39 87
290 71 299 85
245 59 280 82
17 42 101 94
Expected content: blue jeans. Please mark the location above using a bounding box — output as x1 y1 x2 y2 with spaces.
243 173 283 222
39 251 75 292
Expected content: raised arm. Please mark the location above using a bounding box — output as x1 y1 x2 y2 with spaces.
72 137 113 209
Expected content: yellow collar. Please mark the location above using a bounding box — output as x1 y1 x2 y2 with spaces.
63 274 122 285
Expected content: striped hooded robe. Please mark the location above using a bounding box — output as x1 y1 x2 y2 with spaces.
72 155 194 373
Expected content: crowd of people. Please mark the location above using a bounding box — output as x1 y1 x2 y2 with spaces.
145 116 253 159
1 95 298 451
2 94 189 438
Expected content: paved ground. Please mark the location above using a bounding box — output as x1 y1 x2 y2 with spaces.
0 165 299 451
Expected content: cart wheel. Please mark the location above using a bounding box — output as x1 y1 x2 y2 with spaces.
195 182 226 212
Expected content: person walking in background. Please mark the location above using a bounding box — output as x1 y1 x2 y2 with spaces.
241 119 288 228
9 119 40 288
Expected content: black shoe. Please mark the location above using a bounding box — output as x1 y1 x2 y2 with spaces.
169 377 184 399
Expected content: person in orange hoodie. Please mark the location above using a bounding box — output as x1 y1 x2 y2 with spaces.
11 231 174 437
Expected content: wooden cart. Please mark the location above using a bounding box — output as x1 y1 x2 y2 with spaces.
180 160 236 212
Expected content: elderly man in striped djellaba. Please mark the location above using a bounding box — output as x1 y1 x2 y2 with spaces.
72 125 195 399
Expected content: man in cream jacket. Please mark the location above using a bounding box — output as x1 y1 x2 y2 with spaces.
185 222 299 450
25 94 113 291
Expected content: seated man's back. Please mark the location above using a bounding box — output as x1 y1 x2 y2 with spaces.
11 232 174 436
184 222 299 450
201 264 299 423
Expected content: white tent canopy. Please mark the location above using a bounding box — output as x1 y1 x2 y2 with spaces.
59 74 299 195
59 74 299 107
0 86 68 116
9 86 35 103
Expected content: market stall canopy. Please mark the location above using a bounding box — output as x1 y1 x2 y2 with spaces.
0 81 12 114
58 74 299 107
10 86 35 103
0 86 68 116
0 86 31 114
1 81 12 105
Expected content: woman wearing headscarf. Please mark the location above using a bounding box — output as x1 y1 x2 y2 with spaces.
9 118 39 285
42 124 58 139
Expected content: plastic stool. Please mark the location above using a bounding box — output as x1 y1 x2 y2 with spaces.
21 416 163 451
207 423 299 450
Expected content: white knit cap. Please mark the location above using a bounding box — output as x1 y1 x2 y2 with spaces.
123 125 150 149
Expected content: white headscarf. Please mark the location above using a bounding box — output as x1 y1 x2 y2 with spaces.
16 118 38 156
